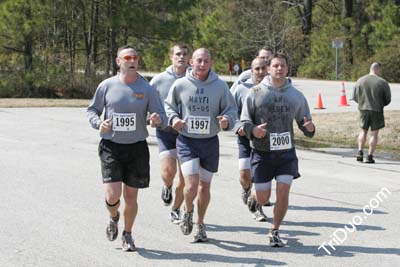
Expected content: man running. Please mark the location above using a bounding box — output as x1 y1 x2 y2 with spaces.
241 53 315 247
150 44 189 223
87 45 167 251
231 57 268 221
164 48 237 242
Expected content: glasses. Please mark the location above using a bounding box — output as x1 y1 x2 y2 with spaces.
121 55 139 61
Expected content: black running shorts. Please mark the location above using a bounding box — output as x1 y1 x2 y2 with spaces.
98 139 150 188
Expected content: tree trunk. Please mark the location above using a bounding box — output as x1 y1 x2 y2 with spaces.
342 0 353 65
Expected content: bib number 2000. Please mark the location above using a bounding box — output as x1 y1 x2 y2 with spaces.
269 132 291 151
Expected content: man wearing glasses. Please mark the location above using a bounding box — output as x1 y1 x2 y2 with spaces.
87 45 167 252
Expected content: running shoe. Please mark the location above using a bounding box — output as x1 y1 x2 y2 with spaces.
241 185 252 205
356 150 363 162
365 154 375 164
106 211 119 241
170 208 181 224
161 185 173 206
193 223 208 242
121 231 136 252
269 229 285 247
253 204 267 222
247 195 257 213
180 209 194 235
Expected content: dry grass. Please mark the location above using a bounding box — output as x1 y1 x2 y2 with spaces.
1 98 399 160
295 110 400 160
0 98 89 108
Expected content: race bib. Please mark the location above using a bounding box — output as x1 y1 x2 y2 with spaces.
112 113 136 132
269 132 292 151
187 116 210 134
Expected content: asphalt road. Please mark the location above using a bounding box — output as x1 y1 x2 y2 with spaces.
1 106 399 267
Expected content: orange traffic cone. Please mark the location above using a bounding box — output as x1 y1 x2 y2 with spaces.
314 92 325 109
339 81 350 106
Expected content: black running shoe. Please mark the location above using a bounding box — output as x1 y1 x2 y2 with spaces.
247 195 257 213
356 150 363 162
161 185 173 206
365 154 375 163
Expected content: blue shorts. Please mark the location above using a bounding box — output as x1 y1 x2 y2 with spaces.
156 128 178 152
176 135 219 173
251 148 300 184
237 135 252 159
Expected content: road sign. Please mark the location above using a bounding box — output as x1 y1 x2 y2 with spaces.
332 38 343 49
332 38 343 80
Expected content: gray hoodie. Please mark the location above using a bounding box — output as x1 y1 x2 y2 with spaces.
150 65 186 134
164 67 237 139
241 76 314 152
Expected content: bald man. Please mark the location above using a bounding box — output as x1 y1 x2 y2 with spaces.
352 62 391 163
165 48 237 242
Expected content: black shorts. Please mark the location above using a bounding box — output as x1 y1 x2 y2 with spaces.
156 128 178 152
237 135 252 159
98 139 150 188
251 148 300 183
359 110 385 131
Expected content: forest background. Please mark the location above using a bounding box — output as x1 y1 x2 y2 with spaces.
0 0 399 98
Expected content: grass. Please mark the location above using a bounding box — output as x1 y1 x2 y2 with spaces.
1 98 399 160
295 110 400 160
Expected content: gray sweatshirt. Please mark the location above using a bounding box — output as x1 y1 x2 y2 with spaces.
150 65 186 134
87 75 167 144
164 67 238 139
230 69 252 92
241 76 314 152
230 78 254 133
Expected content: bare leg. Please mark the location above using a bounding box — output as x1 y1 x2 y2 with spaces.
160 157 177 187
173 163 185 210
122 184 139 232
368 130 379 155
196 180 211 224
239 169 252 190
358 129 368 151
272 182 291 230
183 174 199 212
104 182 122 218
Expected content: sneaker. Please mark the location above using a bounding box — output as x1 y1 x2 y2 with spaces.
180 209 194 235
269 229 285 247
161 185 173 206
356 150 363 162
253 204 267 222
241 185 252 205
106 211 119 241
365 154 375 164
121 231 136 252
247 195 257 213
193 223 208 242
170 208 181 224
